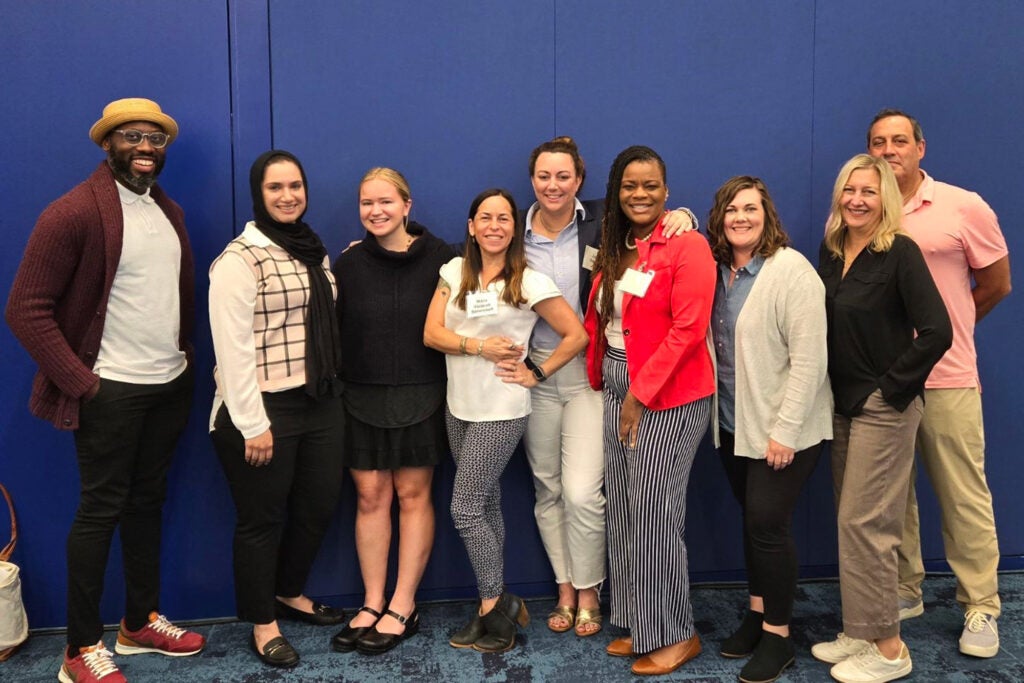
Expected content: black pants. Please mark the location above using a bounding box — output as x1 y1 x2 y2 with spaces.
212 388 345 625
68 368 193 649
717 431 821 626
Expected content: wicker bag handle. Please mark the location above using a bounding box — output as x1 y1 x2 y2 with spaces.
0 484 15 562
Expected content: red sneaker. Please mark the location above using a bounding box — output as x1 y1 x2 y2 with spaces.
58 642 126 683
115 612 205 657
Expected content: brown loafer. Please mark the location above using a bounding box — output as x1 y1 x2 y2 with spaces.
606 636 633 657
631 634 702 676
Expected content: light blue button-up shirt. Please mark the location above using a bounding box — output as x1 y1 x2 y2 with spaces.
712 254 764 434
524 198 586 350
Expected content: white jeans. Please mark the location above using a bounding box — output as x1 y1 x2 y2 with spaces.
524 350 606 589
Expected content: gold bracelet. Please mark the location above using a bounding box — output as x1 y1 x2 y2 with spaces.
459 336 468 355
476 338 485 356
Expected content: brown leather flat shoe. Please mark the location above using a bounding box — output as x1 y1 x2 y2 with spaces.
631 634 702 676
606 636 633 657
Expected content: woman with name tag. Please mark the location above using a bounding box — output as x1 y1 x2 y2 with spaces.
424 188 587 653
584 145 716 677
811 155 951 683
330 168 455 655
707 176 832 683
209 150 346 669
517 136 696 637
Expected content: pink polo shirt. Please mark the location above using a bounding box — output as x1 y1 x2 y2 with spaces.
902 171 1008 389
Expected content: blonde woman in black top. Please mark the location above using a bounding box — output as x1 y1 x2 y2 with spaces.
812 154 951 683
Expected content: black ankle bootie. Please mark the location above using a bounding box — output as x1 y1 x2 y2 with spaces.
720 610 764 658
739 632 795 683
473 592 530 653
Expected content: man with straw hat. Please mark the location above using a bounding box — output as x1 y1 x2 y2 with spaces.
6 98 205 683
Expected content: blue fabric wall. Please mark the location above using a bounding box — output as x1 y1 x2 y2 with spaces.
1 0 1020 628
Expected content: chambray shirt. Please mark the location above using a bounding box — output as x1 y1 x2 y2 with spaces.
712 254 764 433
524 198 585 350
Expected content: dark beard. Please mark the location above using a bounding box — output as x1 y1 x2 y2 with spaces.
107 151 164 192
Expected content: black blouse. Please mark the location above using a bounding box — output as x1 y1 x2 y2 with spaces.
817 234 952 417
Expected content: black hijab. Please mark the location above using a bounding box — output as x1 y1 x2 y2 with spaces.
249 150 342 398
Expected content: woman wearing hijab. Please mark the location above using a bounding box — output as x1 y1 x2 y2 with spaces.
209 150 346 668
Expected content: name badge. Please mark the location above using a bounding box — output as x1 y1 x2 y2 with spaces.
582 245 599 271
619 268 654 297
467 290 499 317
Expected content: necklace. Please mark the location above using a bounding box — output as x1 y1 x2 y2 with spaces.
624 230 653 250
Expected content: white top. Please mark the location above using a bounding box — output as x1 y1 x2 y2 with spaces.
604 282 626 350
441 257 561 421
94 182 186 384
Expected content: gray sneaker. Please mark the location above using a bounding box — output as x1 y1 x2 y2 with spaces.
897 597 923 620
811 632 871 664
959 609 999 658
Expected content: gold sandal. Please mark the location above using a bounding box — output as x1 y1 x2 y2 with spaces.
546 605 576 633
574 607 603 637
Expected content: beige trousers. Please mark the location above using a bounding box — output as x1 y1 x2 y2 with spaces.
897 387 1001 617
832 390 922 641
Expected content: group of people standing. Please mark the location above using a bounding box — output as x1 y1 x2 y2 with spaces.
5 98 1010 683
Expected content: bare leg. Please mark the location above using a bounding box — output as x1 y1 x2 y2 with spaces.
375 467 434 635
348 469 394 628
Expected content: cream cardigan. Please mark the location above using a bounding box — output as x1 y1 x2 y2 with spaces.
712 247 833 458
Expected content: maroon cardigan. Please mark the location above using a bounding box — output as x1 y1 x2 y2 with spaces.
5 162 195 430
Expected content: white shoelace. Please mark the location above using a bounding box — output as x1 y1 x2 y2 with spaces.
964 609 990 633
149 614 186 639
81 645 120 678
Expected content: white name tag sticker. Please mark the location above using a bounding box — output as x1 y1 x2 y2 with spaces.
619 268 654 297
467 290 499 318
582 245 599 271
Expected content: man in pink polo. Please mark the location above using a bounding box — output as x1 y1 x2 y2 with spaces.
867 109 1011 659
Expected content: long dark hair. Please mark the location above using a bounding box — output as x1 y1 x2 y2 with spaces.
706 176 789 264
455 188 527 310
593 145 666 335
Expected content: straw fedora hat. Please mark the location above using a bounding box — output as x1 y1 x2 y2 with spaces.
89 98 178 146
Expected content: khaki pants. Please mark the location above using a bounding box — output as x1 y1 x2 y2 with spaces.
832 390 922 641
897 387 1001 617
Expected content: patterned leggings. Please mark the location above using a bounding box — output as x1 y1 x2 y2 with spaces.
446 408 528 599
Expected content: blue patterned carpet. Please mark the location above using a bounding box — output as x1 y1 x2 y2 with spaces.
5 573 1021 681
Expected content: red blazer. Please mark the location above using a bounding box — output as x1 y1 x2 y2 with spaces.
584 228 715 410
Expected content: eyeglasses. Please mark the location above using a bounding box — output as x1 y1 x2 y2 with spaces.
113 129 169 148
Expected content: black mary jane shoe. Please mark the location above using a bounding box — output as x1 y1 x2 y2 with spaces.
275 598 346 626
250 633 300 668
331 605 383 652
356 608 420 655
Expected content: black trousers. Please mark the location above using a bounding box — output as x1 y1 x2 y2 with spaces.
212 388 345 625
68 368 193 649
717 431 821 626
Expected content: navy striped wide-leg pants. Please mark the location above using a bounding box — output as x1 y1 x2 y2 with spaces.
602 347 710 654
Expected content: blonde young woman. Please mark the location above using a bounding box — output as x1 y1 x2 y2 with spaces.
811 155 951 683
424 188 587 653
521 137 695 636
330 168 454 655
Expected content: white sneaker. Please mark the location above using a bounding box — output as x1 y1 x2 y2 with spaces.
959 609 999 658
829 642 912 683
897 597 923 620
812 632 871 664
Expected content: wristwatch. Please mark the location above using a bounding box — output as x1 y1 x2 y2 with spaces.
523 356 547 382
